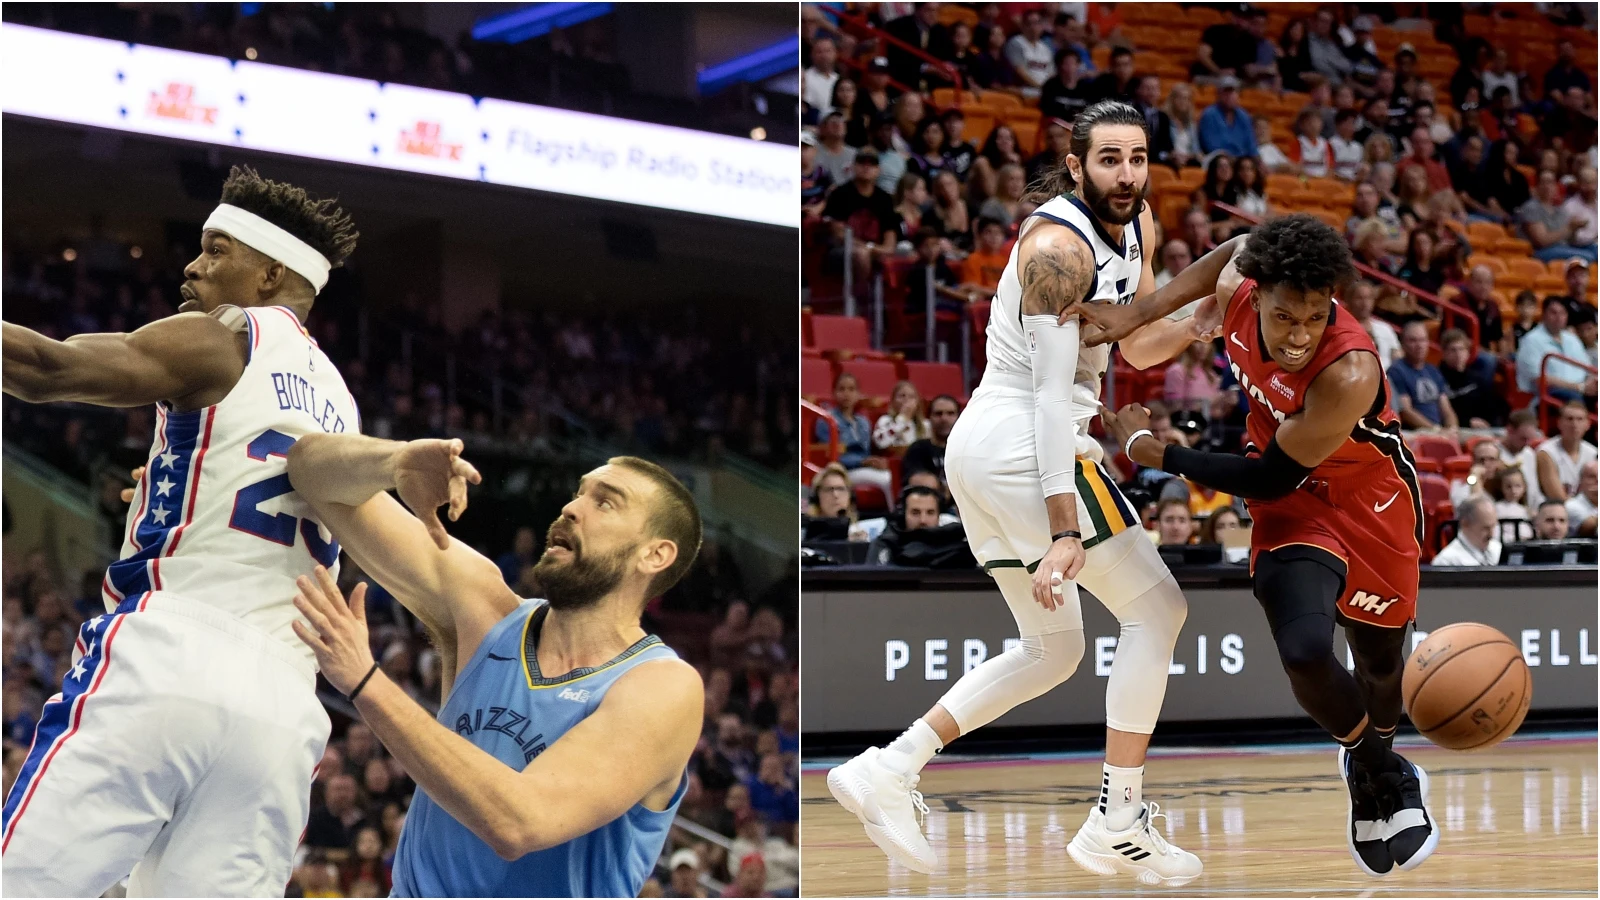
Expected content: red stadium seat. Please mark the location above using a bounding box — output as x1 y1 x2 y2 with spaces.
1442 454 1474 480
839 358 900 401
802 307 814 347
903 361 967 402
810 314 871 354
854 482 889 517
1417 473 1452 508
802 357 837 400
1408 433 1461 464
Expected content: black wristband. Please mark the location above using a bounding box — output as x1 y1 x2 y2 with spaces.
347 661 381 702
1052 530 1083 542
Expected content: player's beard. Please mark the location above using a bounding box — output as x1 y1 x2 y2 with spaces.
528 521 632 611
1079 171 1146 226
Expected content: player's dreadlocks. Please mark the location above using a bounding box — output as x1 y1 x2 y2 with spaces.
218 165 359 268
1234 213 1355 295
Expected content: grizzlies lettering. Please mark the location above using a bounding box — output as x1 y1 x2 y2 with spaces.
454 707 548 764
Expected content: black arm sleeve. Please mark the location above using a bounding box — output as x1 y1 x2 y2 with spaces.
1161 438 1315 500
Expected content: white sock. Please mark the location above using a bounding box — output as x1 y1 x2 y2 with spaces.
879 718 944 776
1100 763 1144 832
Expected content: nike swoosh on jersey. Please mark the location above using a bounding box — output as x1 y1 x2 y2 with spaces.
486 653 517 661
1096 256 1112 270
1374 491 1401 513
1229 332 1248 351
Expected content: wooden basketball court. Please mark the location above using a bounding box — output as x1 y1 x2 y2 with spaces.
801 735 1597 897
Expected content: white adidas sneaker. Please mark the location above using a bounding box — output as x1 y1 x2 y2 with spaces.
1068 802 1203 887
826 747 938 874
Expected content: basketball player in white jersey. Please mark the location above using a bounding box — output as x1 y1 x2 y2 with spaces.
827 102 1218 886
1 166 360 896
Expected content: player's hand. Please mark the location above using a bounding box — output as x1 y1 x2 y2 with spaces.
291 565 376 697
393 438 482 550
1102 404 1159 465
120 466 147 504
1185 294 1223 343
1032 537 1085 611
1077 300 1148 346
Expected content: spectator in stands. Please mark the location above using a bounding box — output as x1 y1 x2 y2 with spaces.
1164 339 1221 416
804 463 859 541
1537 399 1599 502
1502 408 1549 510
1390 321 1460 431
960 216 1013 295
800 134 833 218
815 109 857 186
1477 139 1533 225
1254 118 1294 173
904 394 960 481
979 125 1024 175
1131 75 1176 168
1357 98 1399 156
855 58 897 136
1088 46 1138 104
969 19 1016 90
1026 118 1071 186
1533 499 1570 541
979 164 1029 228
746 751 797 828
1277 17 1314 93
804 37 840 114
928 171 971 249
1543 40 1591 103
1230 155 1268 219
1521 170 1598 263
1306 9 1354 86
937 21 979 90
1565 460 1598 536
822 148 899 285
1004 8 1054 99
1397 125 1452 195
1291 109 1333 178
1182 208 1219 257
1050 12 1094 73
1155 498 1196 546
1330 109 1366 181
1154 239 1193 290
1576 306 1598 368
909 118 952 181
1351 219 1400 278
305 773 364 851
1198 75 1257 160
1451 135 1499 221
1456 264 1511 356
834 79 869 148
495 526 537 586
666 848 707 899
892 173 929 236
852 482 954 544
883 3 951 93
940 109 978 180
1516 297 1593 400
1487 466 1537 543
1432 495 1502 566
814 373 891 495
1343 15 1382 81
873 380 930 453
1197 506 1244 547
1202 153 1244 241
722 853 770 899
1193 5 1267 84
1564 167 1598 248
729 817 798 896
1512 290 1543 347
1439 327 1505 428
1040 48 1092 124
1163 82 1203 169
1482 47 1520 108
1397 228 1447 297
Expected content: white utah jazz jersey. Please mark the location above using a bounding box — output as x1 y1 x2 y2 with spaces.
104 305 360 665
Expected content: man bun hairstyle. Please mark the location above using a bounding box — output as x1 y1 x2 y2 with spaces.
1235 213 1354 295
608 456 702 598
219 165 359 268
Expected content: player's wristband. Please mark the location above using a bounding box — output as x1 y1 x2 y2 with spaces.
1123 429 1154 459
348 661 381 702
1052 530 1083 542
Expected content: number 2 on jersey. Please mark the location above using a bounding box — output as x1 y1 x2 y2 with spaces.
229 429 340 567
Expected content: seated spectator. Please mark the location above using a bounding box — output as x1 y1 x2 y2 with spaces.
1516 297 1594 400
1133 76 1176 169
1450 435 1502 505
1481 46 1520 108
1154 498 1196 546
1577 307 1598 368
872 380 930 453
1549 259 1593 323
495 526 537 586
1533 499 1571 541
1197 506 1248 562
908 120 951 181
1536 400 1599 502
1164 341 1221 416
959 217 1013 296
1564 167 1597 248
1050 12 1094 73
1230 155 1269 219
969 20 1016 91
745 752 797 827
979 163 1029 228
1306 9 1353 85
903 394 960 481
940 109 978 180
867 116 912 195
1460 264 1510 356
1192 5 1267 83
1182 208 1219 257
883 4 950 92
1198 76 1257 159
821 149 898 285
1347 280 1400 363
666 848 707 899
1487 467 1537 543
1501 408 1549 508
1351 219 1400 280
928 171 971 248
978 124 1025 177
800 134 833 219
728 817 798 897
1432 496 1502 566
813 109 856 185
1511 290 1543 348
1438 328 1505 428
1004 9 1054 98
1396 228 1447 297
1163 82 1204 169
1027 118 1072 187
1389 322 1459 431
1521 170 1599 263
813 373 891 496
1277 17 1313 92
1088 46 1138 104
1396 126 1452 195
1203 153 1246 242
939 22 980 90
1039 48 1092 124
1452 135 1499 221
854 482 956 544
1329 109 1365 181
1155 239 1193 290
903 225 972 315
803 36 840 114
1566 460 1598 536
1347 181 1406 251
1291 109 1333 179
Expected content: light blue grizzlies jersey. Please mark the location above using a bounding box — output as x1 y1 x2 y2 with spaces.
391 599 686 898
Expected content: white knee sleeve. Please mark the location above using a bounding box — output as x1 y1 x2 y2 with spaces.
1102 574 1187 734
939 630 1085 735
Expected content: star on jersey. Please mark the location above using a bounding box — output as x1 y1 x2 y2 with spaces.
88 615 107 632
155 477 175 497
150 504 171 526
85 639 96 657
69 659 87 681
157 449 180 469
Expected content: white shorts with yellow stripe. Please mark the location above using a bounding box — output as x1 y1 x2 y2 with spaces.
947 382 1171 636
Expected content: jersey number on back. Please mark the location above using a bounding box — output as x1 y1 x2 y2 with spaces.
229 429 340 567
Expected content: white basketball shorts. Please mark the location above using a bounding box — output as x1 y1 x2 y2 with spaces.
947 382 1171 636
1 591 330 898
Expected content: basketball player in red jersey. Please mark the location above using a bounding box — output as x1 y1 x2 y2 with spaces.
1077 214 1438 877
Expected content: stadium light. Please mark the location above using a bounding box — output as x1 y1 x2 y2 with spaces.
696 36 799 96
471 3 614 44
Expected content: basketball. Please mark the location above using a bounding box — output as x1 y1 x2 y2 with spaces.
1403 623 1533 751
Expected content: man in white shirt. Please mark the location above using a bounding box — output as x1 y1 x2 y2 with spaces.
1346 280 1400 363
1501 409 1547 511
1536 399 1598 502
1005 8 1055 98
1561 167 1597 248
1565 460 1597 536
804 37 841 114
1433 496 1502 566
1515 297 1593 398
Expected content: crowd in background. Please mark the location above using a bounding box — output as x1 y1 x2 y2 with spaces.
801 1 1597 569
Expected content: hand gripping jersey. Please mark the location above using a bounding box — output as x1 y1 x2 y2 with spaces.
103 305 361 663
983 192 1145 458
1221 278 1424 627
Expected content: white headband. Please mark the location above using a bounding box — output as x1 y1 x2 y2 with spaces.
203 204 331 293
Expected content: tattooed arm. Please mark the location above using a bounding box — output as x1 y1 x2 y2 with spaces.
1018 223 1097 317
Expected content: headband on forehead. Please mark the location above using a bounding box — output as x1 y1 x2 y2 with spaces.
202 204 331 293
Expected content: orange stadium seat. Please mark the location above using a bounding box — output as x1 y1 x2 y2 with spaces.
838 358 899 402
811 314 871 354
1547 259 1577 278
1011 120 1040 155
959 107 997 148
1266 173 1302 196
1504 257 1547 284
981 92 1023 113
903 361 967 402
1307 208 1345 231
1467 254 1509 278
802 357 837 400
1159 194 1195 233
1493 237 1534 257
1468 221 1509 246
1534 275 1568 296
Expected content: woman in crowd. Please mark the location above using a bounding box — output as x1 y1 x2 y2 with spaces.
893 173 929 238
1230 155 1270 220
1164 82 1203 169
980 124 1024 172
1198 506 1247 561
928 170 972 250
812 372 891 495
872 380 930 453
979 163 1028 228
805 463 862 540
1291 108 1332 179
1483 138 1532 221
1203 153 1245 242
1164 340 1222 417
1397 227 1447 296
1396 164 1434 229
831 78 867 147
1277 18 1313 93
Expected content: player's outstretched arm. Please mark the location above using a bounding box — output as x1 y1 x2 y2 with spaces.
287 434 517 644
1106 351 1382 499
2 314 243 408
292 564 702 860
1078 235 1248 347
1118 207 1226 369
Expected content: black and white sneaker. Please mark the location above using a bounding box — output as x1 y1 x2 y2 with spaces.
1336 746 1393 877
1375 755 1438 872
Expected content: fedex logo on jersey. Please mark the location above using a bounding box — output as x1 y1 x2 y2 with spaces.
1227 359 1288 423
271 372 348 434
453 706 549 764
